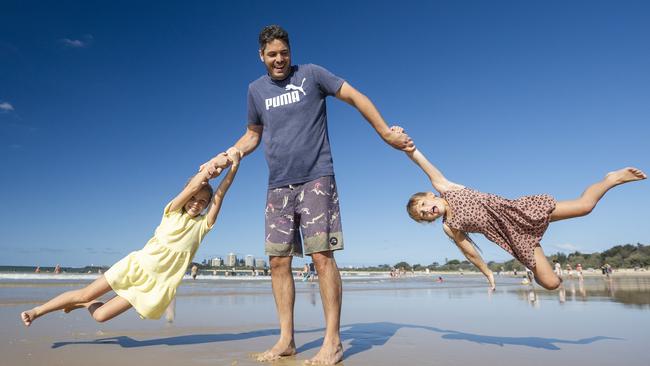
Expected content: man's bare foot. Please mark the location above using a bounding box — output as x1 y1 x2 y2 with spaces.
255 339 296 362
20 309 37 327
606 167 647 185
304 343 343 365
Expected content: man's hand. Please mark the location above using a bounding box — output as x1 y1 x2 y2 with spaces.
226 146 242 166
200 152 232 179
386 125 415 152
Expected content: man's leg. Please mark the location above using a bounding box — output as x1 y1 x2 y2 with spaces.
306 250 343 365
257 255 297 361
259 185 300 362
299 176 344 365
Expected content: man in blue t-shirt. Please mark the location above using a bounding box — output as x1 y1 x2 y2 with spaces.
204 25 413 365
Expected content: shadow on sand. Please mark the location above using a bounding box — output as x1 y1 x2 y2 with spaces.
329 322 620 359
52 321 620 357
51 328 281 349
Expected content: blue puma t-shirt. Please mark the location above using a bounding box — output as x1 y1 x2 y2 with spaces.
247 64 345 188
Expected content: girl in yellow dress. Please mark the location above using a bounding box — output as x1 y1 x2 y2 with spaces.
20 148 241 326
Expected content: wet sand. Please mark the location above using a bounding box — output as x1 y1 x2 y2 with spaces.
2 274 649 365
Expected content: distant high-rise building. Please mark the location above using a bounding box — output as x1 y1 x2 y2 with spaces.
245 255 255 267
226 253 237 267
255 258 266 268
210 257 223 267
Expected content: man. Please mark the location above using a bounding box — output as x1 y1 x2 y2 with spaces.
204 25 413 365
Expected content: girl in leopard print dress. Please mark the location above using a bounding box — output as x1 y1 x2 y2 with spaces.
397 128 646 290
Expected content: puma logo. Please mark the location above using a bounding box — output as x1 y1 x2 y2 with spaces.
264 78 307 110
285 78 306 96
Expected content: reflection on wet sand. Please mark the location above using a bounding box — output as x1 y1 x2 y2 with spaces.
513 276 650 308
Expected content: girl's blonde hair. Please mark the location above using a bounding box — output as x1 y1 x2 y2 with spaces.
197 184 214 201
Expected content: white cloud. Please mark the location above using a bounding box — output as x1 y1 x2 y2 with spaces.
59 34 94 48
61 39 85 47
8 247 68 254
0 102 14 112
552 243 580 252
84 247 123 255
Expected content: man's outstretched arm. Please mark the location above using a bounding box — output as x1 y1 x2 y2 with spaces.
335 82 414 152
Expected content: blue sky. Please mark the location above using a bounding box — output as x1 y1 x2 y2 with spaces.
1 1 648 268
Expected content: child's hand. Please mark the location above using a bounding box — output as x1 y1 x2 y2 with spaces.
203 152 232 179
390 125 404 134
211 152 232 169
199 152 230 173
390 125 416 153
226 147 242 165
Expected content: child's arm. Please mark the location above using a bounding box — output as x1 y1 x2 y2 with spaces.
169 153 230 213
443 224 496 290
205 148 241 227
407 149 463 194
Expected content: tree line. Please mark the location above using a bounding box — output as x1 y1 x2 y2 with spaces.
357 243 649 272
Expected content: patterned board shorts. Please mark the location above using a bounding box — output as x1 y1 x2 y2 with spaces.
264 175 344 257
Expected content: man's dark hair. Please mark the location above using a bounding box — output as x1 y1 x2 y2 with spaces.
259 25 290 51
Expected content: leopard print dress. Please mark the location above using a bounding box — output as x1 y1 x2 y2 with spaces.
441 188 556 269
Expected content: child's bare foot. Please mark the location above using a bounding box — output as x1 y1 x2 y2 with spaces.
255 339 296 362
606 167 647 185
64 304 86 313
64 301 105 319
63 300 99 314
20 309 37 327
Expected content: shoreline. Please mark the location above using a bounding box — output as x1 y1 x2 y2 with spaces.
1 268 648 279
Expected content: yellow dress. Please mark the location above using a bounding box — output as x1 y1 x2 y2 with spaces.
104 202 212 319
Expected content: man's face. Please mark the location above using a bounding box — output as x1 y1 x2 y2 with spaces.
259 39 291 80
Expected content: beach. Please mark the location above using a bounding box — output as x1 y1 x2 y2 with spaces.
2 273 649 366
